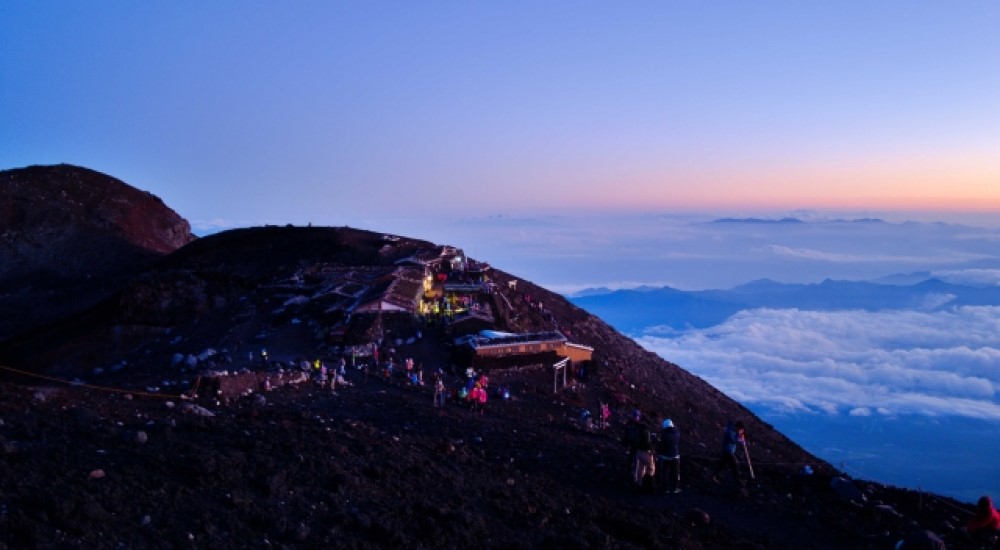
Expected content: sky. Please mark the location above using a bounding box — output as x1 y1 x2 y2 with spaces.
2 1 999 232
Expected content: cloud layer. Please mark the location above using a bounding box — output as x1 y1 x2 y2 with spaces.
637 305 1000 420
367 213 1000 291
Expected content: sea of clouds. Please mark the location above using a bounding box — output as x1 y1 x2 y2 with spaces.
636 305 1000 420
633 303 1000 502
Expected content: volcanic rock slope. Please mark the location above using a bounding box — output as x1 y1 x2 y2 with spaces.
0 167 983 549
0 164 195 342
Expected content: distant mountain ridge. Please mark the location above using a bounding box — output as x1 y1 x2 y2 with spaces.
570 277 1000 335
709 217 886 224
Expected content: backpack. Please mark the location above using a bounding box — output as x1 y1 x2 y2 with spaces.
626 422 652 450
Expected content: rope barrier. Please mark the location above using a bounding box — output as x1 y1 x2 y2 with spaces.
0 364 191 400
837 459 975 512
671 448 976 513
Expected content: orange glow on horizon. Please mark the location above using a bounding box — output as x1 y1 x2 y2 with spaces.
554 150 1000 213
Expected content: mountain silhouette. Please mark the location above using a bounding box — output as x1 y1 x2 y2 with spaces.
0 164 194 342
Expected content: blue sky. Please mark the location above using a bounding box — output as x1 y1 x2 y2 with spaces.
2 2 999 230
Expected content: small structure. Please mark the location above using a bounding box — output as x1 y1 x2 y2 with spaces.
552 357 569 393
464 331 592 363
354 266 425 313
466 331 568 357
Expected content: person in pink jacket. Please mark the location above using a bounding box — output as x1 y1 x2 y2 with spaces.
468 384 487 414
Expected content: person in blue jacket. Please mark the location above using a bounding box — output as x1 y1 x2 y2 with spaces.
711 420 745 484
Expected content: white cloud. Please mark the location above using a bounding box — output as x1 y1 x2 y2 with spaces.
191 218 254 235
760 245 993 265
917 293 956 310
760 245 932 263
636 306 1000 420
930 269 1000 286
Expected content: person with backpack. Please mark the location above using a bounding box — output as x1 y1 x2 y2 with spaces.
657 418 681 493
624 410 655 487
712 420 745 484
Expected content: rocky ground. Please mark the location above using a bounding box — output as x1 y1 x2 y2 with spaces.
0 321 992 549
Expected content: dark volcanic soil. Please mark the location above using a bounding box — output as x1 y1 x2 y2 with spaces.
0 323 988 550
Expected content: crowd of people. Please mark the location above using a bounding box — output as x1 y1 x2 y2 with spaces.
279 344 1000 547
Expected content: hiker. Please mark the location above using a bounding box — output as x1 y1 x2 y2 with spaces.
468 384 487 413
476 383 488 413
711 420 745 483
316 362 328 387
964 495 1000 542
623 410 654 486
433 375 447 408
657 418 681 493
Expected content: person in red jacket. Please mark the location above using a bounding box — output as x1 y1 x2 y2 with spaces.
476 383 487 413
966 495 1000 542
468 384 487 413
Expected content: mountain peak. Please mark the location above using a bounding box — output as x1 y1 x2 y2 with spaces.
0 164 196 340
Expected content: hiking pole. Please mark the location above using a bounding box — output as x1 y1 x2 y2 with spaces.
742 440 755 480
